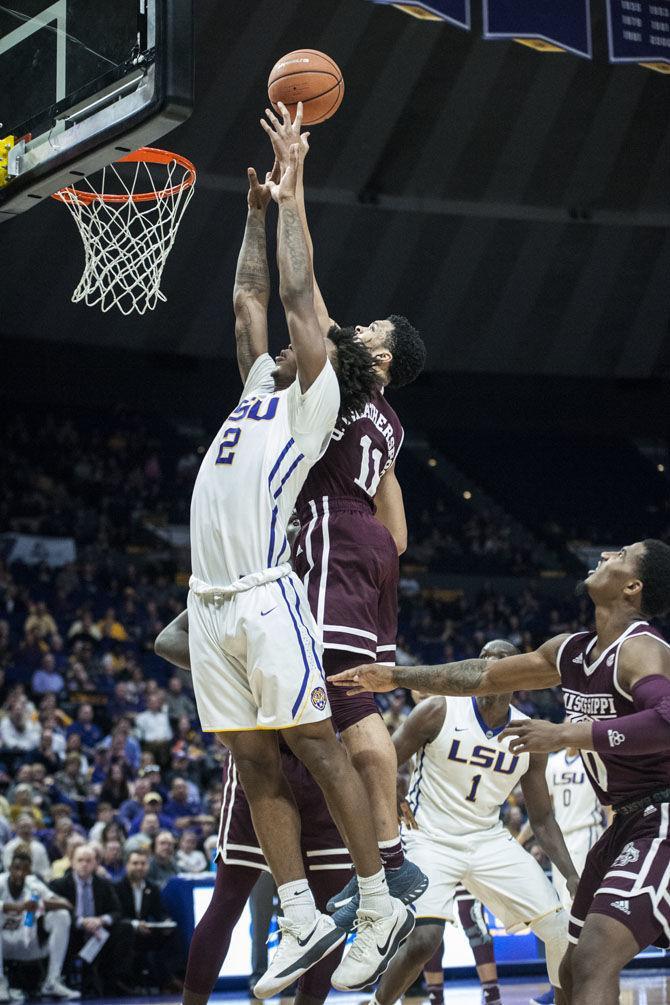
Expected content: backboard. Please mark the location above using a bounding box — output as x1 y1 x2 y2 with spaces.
0 0 193 221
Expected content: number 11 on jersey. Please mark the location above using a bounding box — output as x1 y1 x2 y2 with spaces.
354 434 383 496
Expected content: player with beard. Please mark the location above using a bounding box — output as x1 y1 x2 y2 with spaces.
329 540 670 1005
260 102 427 931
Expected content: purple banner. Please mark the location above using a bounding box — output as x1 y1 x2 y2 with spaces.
606 0 670 66
369 0 470 30
483 0 592 59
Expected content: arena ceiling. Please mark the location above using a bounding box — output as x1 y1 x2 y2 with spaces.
3 0 670 381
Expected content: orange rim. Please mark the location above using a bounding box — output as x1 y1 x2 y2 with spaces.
52 147 197 206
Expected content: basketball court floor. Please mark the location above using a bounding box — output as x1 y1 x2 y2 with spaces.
75 971 670 1004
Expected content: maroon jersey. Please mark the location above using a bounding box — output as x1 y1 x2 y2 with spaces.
296 387 404 511
558 620 670 806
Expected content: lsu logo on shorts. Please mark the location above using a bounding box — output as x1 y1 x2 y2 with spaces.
310 686 327 711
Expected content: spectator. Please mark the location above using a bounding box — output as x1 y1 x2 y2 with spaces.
135 694 172 767
88 802 115 843
3 814 51 879
0 847 77 1000
7 784 44 827
98 762 131 810
163 777 201 831
32 727 61 775
98 720 141 775
117 778 151 831
124 814 161 857
50 844 134 997
66 705 102 758
51 833 86 880
381 689 412 734
147 832 178 889
176 830 206 874
52 753 89 817
23 601 57 641
100 839 125 883
96 609 127 643
128 793 172 835
0 704 41 755
164 676 195 725
115 849 182 993
31 653 65 697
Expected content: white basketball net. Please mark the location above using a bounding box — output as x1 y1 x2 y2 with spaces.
56 151 196 316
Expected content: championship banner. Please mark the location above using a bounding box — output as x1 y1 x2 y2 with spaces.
369 0 470 29
483 0 592 58
606 0 670 73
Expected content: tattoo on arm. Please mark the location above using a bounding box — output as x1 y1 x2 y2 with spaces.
234 212 270 301
235 302 258 377
393 660 488 696
279 204 313 301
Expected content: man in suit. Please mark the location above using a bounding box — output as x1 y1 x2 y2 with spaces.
115 850 182 992
49 844 133 996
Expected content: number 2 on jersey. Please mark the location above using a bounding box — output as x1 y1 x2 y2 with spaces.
354 434 383 496
465 774 482 803
216 427 241 465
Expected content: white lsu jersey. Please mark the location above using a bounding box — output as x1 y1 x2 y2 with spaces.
545 749 604 837
406 696 530 840
190 354 339 588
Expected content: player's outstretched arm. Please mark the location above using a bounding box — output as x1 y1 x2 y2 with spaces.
392 696 446 767
261 102 333 336
520 753 580 897
374 464 408 555
270 145 325 391
503 633 670 756
154 610 190 672
232 163 278 382
328 634 566 697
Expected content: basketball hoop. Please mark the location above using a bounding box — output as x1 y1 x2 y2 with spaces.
53 147 196 316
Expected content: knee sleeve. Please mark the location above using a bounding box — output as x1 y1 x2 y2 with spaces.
530 908 569 988
461 902 492 950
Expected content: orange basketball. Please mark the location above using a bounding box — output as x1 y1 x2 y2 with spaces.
268 49 344 125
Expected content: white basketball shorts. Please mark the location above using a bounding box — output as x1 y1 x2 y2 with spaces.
403 826 563 931
552 825 604 910
187 571 331 732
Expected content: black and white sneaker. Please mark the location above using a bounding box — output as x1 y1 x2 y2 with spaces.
253 912 345 999
330 897 415 992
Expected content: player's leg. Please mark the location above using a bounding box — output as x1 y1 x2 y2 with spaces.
566 913 639 1005
219 729 345 1000
456 893 501 1005
284 719 414 990
294 850 351 1005
183 857 261 1005
422 942 444 1005
373 922 445 1005
40 909 78 998
464 832 568 1001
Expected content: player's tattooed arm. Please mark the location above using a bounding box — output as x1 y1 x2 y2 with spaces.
261 102 333 337
520 753 580 897
328 635 566 696
271 146 325 391
233 164 278 381
392 696 446 767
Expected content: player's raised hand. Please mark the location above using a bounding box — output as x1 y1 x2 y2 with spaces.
498 718 566 754
268 144 300 203
261 102 310 167
327 662 395 695
246 161 279 212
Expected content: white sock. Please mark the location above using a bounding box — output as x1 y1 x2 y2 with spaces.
357 867 392 915
278 879 317 929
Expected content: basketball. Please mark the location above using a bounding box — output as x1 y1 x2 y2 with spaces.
268 49 344 125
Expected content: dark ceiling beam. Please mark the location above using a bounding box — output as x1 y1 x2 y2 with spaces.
616 230 670 379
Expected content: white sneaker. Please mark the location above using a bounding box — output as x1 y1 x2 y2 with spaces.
253 912 345 1000
331 897 415 992
40 977 81 1000
0 979 24 1005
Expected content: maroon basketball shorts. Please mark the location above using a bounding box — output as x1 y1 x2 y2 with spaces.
294 497 399 733
218 748 351 874
569 800 670 950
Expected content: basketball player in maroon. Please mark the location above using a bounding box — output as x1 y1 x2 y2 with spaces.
155 611 352 1005
330 539 670 1004
260 102 428 928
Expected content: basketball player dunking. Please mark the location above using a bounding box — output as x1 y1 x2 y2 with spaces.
188 147 413 998
260 102 427 929
330 540 670 1005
